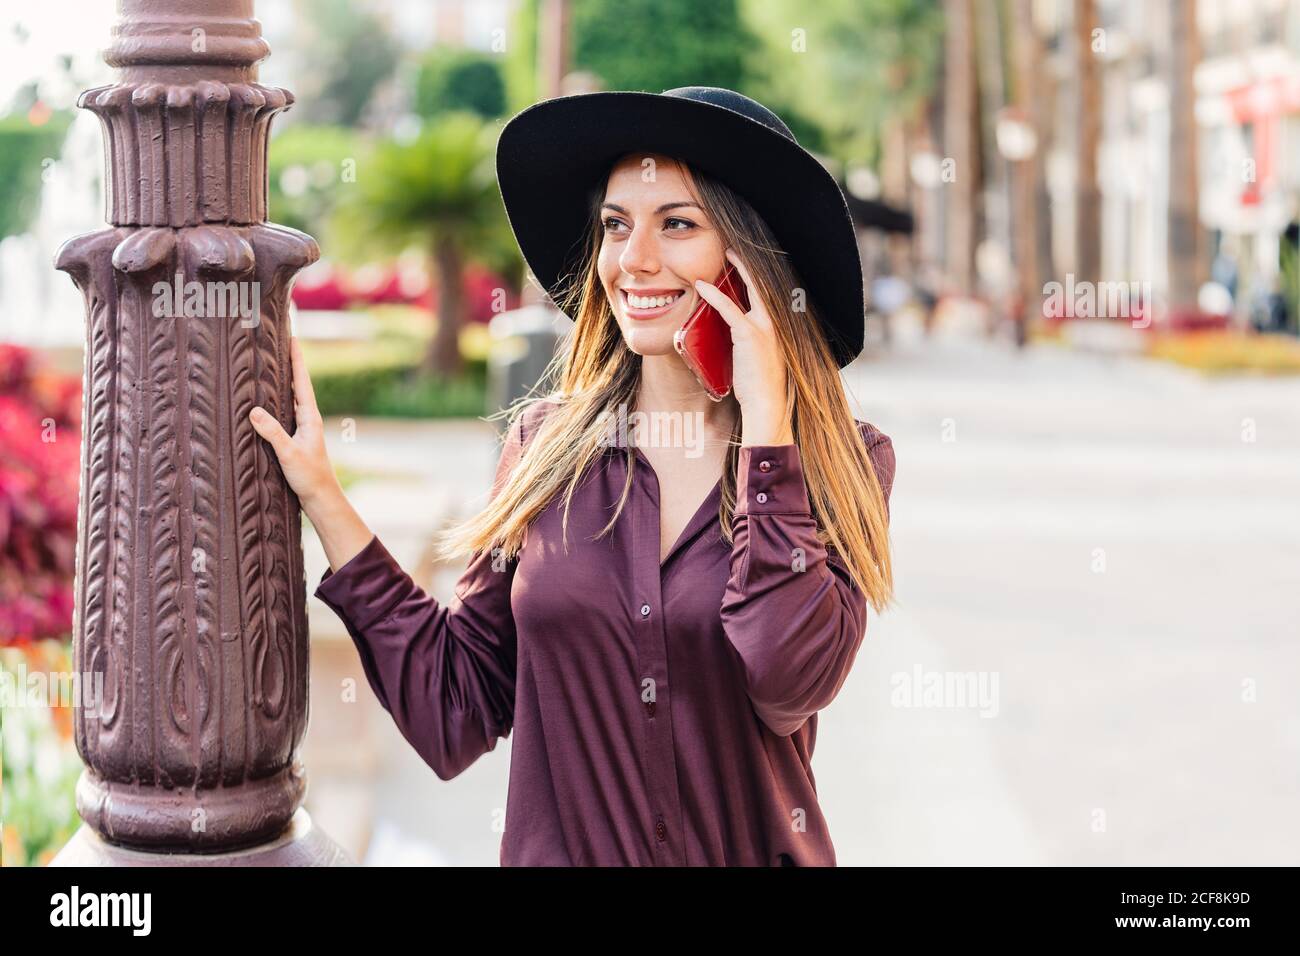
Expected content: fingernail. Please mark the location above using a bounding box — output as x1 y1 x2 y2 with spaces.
251 407 264 422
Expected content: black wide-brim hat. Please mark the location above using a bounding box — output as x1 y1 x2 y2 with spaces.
496 86 865 368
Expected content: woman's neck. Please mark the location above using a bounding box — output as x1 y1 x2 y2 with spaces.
632 352 739 450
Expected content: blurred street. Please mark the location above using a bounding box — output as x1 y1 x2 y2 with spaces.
312 321 1300 865
7 0 1300 872
828 319 1300 865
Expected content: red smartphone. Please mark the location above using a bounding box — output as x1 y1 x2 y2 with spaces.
673 263 750 402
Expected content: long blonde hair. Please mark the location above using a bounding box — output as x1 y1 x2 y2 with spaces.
437 159 894 611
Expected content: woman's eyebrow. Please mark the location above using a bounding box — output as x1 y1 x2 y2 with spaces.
601 201 703 215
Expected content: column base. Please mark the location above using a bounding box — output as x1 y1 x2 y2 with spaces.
49 808 354 867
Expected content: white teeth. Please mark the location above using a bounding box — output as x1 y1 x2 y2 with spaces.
627 291 681 310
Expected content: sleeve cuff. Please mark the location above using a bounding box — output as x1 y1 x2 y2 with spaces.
735 443 812 516
314 534 412 632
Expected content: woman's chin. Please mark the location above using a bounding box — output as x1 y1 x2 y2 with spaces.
620 323 679 357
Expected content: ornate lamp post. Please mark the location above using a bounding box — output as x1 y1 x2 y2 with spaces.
52 0 348 865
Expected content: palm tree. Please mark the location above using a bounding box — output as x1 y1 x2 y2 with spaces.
347 113 513 376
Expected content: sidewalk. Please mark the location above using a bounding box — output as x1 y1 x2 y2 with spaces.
828 325 1300 864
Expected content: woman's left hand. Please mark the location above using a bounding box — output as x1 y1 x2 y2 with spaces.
694 247 794 447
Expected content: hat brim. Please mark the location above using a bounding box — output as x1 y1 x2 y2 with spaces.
496 92 865 368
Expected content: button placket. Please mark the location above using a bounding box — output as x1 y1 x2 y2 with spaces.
629 449 687 864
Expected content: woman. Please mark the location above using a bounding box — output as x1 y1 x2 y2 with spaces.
250 87 896 866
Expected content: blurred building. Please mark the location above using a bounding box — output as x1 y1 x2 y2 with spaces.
1039 0 1300 320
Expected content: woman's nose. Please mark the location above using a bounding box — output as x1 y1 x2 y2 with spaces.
619 222 660 276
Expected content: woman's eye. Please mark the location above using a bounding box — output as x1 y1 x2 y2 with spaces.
602 217 628 233
665 217 696 231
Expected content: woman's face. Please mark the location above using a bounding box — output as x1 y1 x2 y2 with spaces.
597 154 727 358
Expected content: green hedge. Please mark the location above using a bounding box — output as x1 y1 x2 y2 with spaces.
0 111 73 241
310 352 488 418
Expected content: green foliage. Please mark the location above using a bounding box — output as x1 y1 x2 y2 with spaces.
310 354 416 416
0 111 73 241
333 112 518 277
303 332 489 418
415 48 507 119
266 125 363 238
309 351 488 418
502 0 541 114
367 359 488 418
292 0 401 127
571 0 752 92
1 644 83 867
741 0 944 163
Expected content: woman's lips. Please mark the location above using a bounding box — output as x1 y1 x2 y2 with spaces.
621 288 687 320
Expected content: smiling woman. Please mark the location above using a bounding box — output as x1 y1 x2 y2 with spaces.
601 190 707 314
253 86 896 866
599 159 726 343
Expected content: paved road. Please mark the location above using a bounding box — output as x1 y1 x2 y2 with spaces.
326 330 1300 865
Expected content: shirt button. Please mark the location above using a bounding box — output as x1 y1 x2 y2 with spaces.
756 492 768 504
640 603 651 617
758 460 772 473
655 819 667 842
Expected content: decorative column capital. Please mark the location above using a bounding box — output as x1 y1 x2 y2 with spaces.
82 0 290 227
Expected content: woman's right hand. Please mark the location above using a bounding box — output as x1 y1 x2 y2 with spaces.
250 336 375 572
249 336 340 510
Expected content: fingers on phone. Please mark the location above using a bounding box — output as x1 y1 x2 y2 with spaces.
724 248 754 296
694 279 739 326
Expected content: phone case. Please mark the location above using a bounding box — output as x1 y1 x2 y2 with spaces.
673 264 750 401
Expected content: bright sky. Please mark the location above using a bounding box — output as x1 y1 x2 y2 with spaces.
1 4 117 112
1 0 517 115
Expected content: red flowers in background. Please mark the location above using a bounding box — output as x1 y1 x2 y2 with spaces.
291 260 517 321
0 344 81 645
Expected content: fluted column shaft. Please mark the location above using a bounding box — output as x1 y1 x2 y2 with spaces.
56 0 318 853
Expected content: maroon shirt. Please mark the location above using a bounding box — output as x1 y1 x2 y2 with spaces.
315 399 896 866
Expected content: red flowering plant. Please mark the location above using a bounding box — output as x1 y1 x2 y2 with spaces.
1 343 83 865
0 344 81 646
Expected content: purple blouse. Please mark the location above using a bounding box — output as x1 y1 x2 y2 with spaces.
315 399 896 866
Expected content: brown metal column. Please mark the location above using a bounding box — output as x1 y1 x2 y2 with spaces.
52 0 347 865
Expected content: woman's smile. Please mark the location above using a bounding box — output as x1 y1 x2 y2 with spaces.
620 286 691 320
